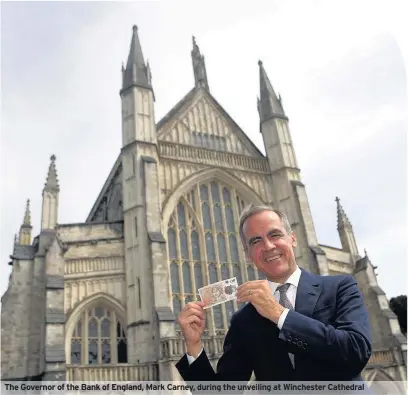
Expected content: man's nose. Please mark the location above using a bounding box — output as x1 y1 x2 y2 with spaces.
264 237 275 250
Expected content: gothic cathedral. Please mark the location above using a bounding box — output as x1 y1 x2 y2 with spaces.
1 26 406 386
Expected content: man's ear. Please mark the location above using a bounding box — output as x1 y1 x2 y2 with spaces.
291 232 297 247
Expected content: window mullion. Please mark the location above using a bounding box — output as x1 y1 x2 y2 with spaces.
193 184 208 284
231 189 248 310
254 263 260 280
185 203 195 301
208 183 225 333
98 318 102 365
174 210 185 307
220 188 233 279
192 185 212 335
219 186 230 331
231 188 248 282
112 312 117 363
195 184 214 334
84 311 88 365
208 185 220 266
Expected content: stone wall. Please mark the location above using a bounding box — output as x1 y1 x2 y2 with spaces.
1 259 33 379
58 222 123 243
27 256 46 377
43 236 66 380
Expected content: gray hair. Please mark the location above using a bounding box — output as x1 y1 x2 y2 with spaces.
239 205 292 252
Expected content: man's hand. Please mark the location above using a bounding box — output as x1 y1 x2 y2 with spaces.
178 301 206 357
236 280 285 324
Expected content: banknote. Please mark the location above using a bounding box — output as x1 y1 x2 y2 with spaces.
198 277 238 309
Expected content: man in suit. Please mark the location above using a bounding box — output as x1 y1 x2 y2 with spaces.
176 205 371 382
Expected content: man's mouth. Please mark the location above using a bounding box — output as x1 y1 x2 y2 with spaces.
264 254 282 262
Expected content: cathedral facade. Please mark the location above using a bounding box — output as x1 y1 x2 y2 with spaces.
1 26 406 387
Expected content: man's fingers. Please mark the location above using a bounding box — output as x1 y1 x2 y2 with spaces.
185 305 205 318
186 302 205 310
237 280 269 298
184 301 206 312
237 291 257 303
183 310 205 322
236 287 262 299
181 314 204 327
179 304 206 322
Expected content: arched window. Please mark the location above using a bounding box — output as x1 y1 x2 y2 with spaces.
68 304 127 365
167 181 264 334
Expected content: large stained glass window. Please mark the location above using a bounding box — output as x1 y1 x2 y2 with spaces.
167 181 265 334
68 305 127 365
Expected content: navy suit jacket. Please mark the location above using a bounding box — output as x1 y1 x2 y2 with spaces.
176 269 372 382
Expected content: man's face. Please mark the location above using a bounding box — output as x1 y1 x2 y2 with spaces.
243 210 297 283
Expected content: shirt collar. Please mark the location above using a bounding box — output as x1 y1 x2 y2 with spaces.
268 265 301 294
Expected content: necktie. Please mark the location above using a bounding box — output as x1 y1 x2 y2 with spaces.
276 283 295 368
277 283 293 310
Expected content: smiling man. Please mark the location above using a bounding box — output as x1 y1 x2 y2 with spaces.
176 205 372 382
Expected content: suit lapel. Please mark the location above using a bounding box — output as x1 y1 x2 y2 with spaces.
294 269 322 317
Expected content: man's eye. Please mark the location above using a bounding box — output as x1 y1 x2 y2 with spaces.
252 240 260 245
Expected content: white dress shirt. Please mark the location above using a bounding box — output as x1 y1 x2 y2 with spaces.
269 265 301 330
269 265 301 368
186 266 301 365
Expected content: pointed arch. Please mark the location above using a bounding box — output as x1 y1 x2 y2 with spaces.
65 293 126 365
164 170 267 335
162 167 265 228
66 292 126 335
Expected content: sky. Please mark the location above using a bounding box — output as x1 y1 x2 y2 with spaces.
1 1 407 301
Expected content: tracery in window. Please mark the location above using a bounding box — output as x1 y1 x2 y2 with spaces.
68 304 127 365
167 181 264 334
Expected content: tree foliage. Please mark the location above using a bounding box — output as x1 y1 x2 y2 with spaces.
389 295 407 335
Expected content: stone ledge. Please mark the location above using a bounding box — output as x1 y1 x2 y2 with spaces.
128 320 150 328
63 237 123 246
381 309 398 319
310 246 326 256
58 220 123 228
47 275 64 289
142 155 157 164
148 232 166 244
10 245 36 261
291 180 305 187
156 307 176 322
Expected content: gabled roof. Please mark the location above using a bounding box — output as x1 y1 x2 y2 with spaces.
87 86 265 220
156 88 197 131
156 87 264 157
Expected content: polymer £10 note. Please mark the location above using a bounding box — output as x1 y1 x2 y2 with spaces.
198 277 238 309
